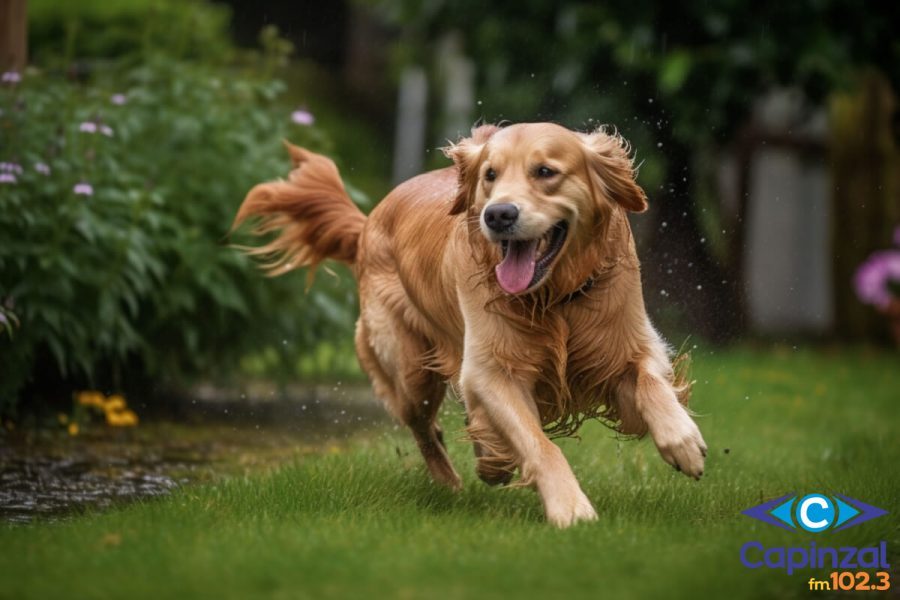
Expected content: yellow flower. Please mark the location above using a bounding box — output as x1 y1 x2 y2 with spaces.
77 391 106 408
67 422 79 436
103 395 127 413
106 409 138 427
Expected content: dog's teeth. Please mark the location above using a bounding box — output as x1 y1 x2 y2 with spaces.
538 232 552 255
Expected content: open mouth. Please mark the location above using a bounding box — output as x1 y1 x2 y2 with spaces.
496 221 568 294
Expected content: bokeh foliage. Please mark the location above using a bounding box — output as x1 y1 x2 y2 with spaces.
0 0 364 414
370 0 900 339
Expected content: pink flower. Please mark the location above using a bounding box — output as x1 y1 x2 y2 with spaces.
73 182 94 196
291 109 315 126
0 173 16 184
854 250 900 309
111 94 127 105
0 162 22 174
79 122 98 134
1 71 21 84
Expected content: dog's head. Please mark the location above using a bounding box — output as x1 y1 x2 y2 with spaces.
444 122 647 295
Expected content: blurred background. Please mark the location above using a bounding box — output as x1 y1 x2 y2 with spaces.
0 0 898 519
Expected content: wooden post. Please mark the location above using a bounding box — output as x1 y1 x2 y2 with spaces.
0 0 27 72
392 66 427 185
830 72 900 340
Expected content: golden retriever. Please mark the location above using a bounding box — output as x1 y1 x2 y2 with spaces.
234 122 707 527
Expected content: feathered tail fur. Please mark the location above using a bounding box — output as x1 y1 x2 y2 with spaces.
232 141 366 278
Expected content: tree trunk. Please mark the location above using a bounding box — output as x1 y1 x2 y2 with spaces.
0 0 27 72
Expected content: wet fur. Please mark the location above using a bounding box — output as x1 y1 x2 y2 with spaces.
234 123 706 527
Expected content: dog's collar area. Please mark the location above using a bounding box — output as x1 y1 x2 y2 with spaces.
560 276 595 305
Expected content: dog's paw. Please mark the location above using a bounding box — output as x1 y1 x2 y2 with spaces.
651 411 707 480
544 488 598 528
476 458 515 486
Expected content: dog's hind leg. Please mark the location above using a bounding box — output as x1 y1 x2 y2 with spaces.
354 314 461 490
404 372 460 490
465 404 515 486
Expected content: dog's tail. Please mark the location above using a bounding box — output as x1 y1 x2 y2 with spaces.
232 141 366 277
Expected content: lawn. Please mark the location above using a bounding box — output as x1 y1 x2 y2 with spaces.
1 346 898 599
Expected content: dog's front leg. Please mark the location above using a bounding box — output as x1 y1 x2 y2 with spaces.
460 358 597 528
628 338 707 479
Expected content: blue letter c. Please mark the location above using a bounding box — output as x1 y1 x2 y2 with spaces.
741 541 764 568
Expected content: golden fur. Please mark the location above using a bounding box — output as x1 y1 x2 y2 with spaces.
234 122 707 527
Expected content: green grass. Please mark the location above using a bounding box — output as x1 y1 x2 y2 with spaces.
1 346 898 599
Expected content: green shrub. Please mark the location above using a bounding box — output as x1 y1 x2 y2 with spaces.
28 0 234 66
0 46 365 414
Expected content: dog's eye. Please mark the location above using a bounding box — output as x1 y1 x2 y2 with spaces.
536 165 557 178
485 168 497 182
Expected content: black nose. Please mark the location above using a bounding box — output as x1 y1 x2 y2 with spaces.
483 203 519 232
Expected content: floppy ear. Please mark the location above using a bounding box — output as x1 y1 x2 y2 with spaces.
579 127 648 213
443 124 500 215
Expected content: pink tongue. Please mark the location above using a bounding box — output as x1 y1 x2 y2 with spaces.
495 240 537 294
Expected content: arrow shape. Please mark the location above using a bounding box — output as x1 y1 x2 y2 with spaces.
833 494 888 532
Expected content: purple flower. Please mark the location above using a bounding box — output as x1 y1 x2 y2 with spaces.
291 109 315 126
111 93 128 105
854 250 900 309
0 162 22 174
0 173 16 184
79 122 98 133
1 71 21 84
73 182 94 196
35 162 51 176
100 125 114 137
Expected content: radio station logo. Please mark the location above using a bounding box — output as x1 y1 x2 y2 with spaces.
741 492 887 533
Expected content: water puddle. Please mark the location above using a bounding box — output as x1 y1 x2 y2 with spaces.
0 384 388 524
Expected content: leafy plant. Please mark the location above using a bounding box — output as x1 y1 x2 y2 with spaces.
0 29 366 414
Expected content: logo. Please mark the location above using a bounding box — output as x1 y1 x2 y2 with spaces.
742 493 887 533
